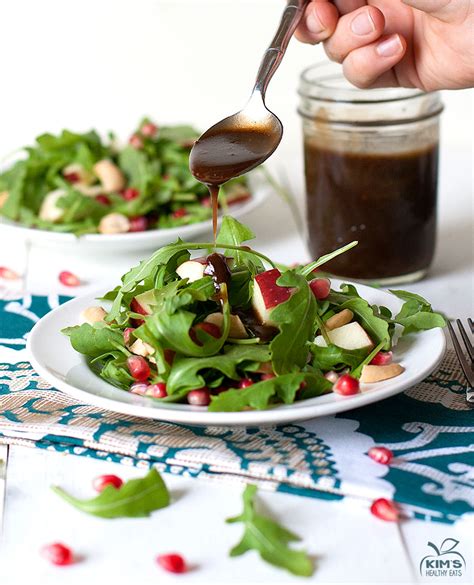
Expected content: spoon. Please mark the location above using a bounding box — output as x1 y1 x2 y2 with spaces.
190 0 310 190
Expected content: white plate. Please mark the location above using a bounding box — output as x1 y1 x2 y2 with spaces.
0 174 267 253
27 280 446 427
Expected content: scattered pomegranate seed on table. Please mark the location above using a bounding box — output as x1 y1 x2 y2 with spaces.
129 216 148 232
156 553 187 574
129 134 144 149
127 355 151 382
58 271 80 287
370 498 400 522
309 277 331 300
368 446 394 465
122 187 140 201
187 388 211 406
0 267 20 280
147 383 167 398
370 351 393 366
141 122 158 137
333 374 360 396
239 378 253 389
92 474 123 492
40 543 74 566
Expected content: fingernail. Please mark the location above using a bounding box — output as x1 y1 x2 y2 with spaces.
376 35 403 57
351 12 375 36
307 10 325 35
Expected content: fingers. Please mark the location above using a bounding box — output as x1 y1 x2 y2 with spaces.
332 0 367 15
295 1 339 44
342 34 408 88
323 6 385 63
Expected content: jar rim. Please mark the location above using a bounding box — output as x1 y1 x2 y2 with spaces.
300 61 431 104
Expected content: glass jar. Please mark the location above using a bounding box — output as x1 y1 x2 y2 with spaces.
298 62 444 285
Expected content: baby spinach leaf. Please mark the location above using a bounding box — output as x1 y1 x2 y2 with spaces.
269 271 317 375
62 323 124 358
227 485 313 577
52 468 169 519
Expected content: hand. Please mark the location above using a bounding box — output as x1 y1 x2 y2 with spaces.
296 1 474 90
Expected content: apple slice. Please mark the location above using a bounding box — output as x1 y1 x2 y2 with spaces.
176 257 207 282
204 312 248 339
252 269 292 326
325 309 354 331
131 290 157 316
314 322 373 350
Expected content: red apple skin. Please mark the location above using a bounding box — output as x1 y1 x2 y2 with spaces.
255 269 292 309
131 298 149 316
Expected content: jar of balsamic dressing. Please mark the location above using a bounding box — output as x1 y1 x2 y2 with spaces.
298 62 444 284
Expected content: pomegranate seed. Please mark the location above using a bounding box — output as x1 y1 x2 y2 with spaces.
156 553 187 574
187 388 211 406
63 172 80 184
261 373 276 381
130 382 148 395
162 174 170 181
122 187 140 201
370 351 393 366
324 371 339 384
92 474 123 492
147 383 167 398
40 543 74 566
59 271 80 287
129 216 148 232
368 446 394 465
95 194 110 205
211 385 228 395
309 278 331 300
172 208 187 219
123 327 135 345
164 349 175 365
129 134 144 149
333 374 360 396
239 378 253 389
200 196 211 207
127 355 150 382
0 266 20 280
141 122 158 137
370 498 399 522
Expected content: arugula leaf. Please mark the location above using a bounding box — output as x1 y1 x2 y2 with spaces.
209 372 330 412
62 323 125 358
227 485 313 577
269 271 317 374
216 216 264 272
310 344 370 371
166 345 272 397
299 241 358 277
52 468 169 519
390 290 446 334
351 340 386 379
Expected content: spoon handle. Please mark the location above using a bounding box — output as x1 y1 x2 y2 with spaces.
253 0 310 98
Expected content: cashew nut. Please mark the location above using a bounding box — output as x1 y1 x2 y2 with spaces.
0 191 9 209
93 159 126 193
326 309 354 331
80 306 107 324
130 339 155 357
360 363 405 384
99 212 130 234
39 189 67 222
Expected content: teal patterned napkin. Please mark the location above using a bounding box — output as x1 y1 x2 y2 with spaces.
0 294 472 524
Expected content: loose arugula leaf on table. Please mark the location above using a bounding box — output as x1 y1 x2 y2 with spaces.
269 271 317 375
62 323 125 359
52 468 169 519
227 485 314 577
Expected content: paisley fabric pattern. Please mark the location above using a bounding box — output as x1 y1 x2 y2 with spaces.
0 293 472 523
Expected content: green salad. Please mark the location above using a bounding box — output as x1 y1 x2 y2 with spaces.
0 120 251 235
63 217 445 411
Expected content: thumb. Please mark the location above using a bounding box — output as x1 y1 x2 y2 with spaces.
401 0 470 23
